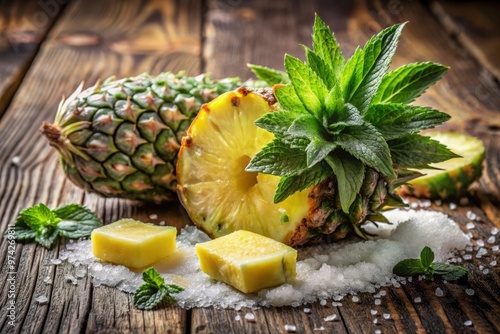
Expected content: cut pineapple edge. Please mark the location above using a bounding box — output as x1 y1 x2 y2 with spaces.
400 130 485 199
177 89 311 244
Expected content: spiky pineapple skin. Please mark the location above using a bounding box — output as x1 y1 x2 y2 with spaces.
177 88 401 246
42 72 240 202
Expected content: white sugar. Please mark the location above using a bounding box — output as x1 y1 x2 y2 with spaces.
284 324 297 332
449 203 457 210
383 313 391 319
466 222 475 230
477 240 485 247
43 277 52 285
149 214 158 220
375 330 382 334
65 274 77 285
352 296 360 303
50 259 61 265
35 295 48 305
303 307 311 313
465 288 475 296
491 227 499 235
414 297 422 303
370 309 378 315
234 314 241 321
244 313 255 322
11 156 20 166
323 314 337 322
331 301 342 307
464 320 473 327
56 209 469 309
463 254 472 260
487 236 496 244
490 260 497 266
374 299 381 305
466 211 477 221
435 288 444 297
313 327 325 331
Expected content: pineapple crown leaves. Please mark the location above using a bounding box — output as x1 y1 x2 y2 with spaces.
247 15 458 213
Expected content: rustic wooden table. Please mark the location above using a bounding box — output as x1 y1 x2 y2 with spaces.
1 0 499 333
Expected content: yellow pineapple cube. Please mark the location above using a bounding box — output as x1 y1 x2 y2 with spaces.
91 218 177 269
195 230 297 293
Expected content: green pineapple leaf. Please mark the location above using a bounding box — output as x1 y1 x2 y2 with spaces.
248 64 289 85
372 62 449 104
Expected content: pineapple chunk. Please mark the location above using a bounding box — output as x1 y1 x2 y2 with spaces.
91 218 177 269
195 230 297 293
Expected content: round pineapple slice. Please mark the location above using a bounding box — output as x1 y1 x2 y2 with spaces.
177 88 312 244
398 131 485 199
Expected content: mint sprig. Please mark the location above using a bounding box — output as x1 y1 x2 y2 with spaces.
133 268 184 310
4 203 101 249
247 14 456 213
393 246 468 281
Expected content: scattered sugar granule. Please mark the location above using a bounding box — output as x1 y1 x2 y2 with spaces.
323 314 337 322
352 296 360 303
149 213 158 220
466 222 475 230
234 315 241 321
75 266 87 278
483 269 489 275
491 227 499 235
477 248 488 256
493 245 499 252
320 299 327 306
464 320 473 327
43 277 52 285
479 265 484 270
159 221 166 226
435 288 444 297
284 324 297 332
449 203 457 210
332 301 342 307
463 254 473 260
490 260 497 266
35 295 48 305
313 327 325 331
487 236 496 244
333 295 344 301
370 309 378 315
383 313 391 320
477 240 485 247
374 299 382 305
303 307 311 314
466 211 477 221
11 156 20 166
373 318 379 325
244 313 255 322
379 290 387 297
50 259 61 265
465 288 475 296
375 330 382 334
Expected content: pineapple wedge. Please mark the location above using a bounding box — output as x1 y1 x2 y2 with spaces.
195 230 297 293
91 218 177 269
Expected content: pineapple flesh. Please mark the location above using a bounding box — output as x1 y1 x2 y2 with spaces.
177 88 312 244
41 72 240 202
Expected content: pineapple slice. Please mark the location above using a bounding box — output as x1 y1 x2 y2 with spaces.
177 88 312 244
91 218 177 269
195 230 297 293
398 131 485 199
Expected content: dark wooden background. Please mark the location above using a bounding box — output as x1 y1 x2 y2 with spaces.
0 0 499 333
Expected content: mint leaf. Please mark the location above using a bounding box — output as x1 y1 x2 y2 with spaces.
324 82 344 124
305 47 336 90
274 85 310 116
306 140 337 168
9 217 37 242
254 110 299 137
420 246 435 268
393 259 425 277
55 204 101 239
36 226 60 249
372 62 449 104
325 152 365 212
388 134 460 168
274 163 331 203
246 139 307 176
248 64 289 85
432 263 468 281
312 14 344 80
133 268 184 310
364 104 451 140
20 203 59 230
288 114 325 140
285 54 328 117
337 123 395 178
342 23 405 114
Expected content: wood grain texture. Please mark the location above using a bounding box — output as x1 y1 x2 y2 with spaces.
0 0 66 118
430 0 500 81
0 0 202 332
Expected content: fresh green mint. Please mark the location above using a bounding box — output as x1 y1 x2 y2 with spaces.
5 203 101 249
247 14 458 215
393 246 468 281
133 268 184 310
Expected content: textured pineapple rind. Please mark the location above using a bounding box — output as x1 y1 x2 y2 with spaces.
51 72 240 202
398 131 485 200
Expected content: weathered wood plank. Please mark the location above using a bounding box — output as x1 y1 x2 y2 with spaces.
0 0 203 332
430 0 500 81
0 0 65 118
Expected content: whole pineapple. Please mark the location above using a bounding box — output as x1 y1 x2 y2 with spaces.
177 16 457 246
41 72 240 202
